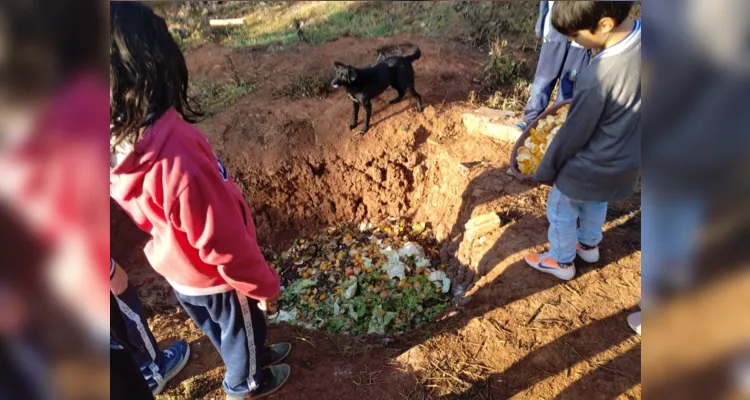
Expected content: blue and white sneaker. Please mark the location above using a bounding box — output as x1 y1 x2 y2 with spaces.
514 121 528 132
148 340 191 395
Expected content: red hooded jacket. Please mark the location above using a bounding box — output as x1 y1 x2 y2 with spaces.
109 108 279 300
0 72 111 334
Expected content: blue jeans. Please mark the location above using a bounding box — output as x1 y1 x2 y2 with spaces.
115 284 166 384
641 189 704 306
523 41 591 125
175 290 267 397
547 185 608 264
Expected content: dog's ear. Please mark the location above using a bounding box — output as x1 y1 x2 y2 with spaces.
333 61 345 69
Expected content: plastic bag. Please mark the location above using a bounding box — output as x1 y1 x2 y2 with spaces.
273 309 298 323
428 271 447 282
342 277 358 299
398 242 426 259
380 247 407 281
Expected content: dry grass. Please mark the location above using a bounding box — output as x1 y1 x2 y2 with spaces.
273 73 334 100
188 80 257 114
155 1 538 52
412 334 493 398
187 53 258 113
484 78 532 112
162 372 221 400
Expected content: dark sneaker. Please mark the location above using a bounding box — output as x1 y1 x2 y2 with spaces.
259 342 291 368
226 364 291 400
149 340 190 395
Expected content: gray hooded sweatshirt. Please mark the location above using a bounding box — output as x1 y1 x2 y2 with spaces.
535 20 641 203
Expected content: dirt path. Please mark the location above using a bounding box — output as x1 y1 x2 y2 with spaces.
111 35 641 399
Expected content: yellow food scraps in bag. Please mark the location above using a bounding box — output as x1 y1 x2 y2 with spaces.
516 104 569 175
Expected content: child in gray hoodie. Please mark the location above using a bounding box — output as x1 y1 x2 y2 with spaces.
525 2 641 282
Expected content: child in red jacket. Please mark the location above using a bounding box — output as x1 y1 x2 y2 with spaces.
109 3 290 398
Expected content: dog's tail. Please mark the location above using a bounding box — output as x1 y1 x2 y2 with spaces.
403 45 421 63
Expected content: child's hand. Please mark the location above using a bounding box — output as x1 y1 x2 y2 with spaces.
259 294 279 313
110 263 129 296
533 175 554 187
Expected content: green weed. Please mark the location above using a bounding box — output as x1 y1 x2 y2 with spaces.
159 1 539 52
189 80 257 113
480 41 526 92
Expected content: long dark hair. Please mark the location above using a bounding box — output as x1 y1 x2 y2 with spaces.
109 1 202 151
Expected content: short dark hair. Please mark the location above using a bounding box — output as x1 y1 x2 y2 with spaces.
110 1 202 151
551 1 635 36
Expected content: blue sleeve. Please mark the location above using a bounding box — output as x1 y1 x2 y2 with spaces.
535 2 548 38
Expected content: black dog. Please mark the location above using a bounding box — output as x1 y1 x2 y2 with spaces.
331 45 423 134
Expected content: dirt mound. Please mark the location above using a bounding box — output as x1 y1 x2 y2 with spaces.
111 35 641 400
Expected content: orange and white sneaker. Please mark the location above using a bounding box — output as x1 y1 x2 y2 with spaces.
524 252 576 281
576 242 600 263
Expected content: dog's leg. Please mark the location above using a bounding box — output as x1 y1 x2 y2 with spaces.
349 102 360 130
408 88 423 112
360 100 372 134
389 89 406 105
